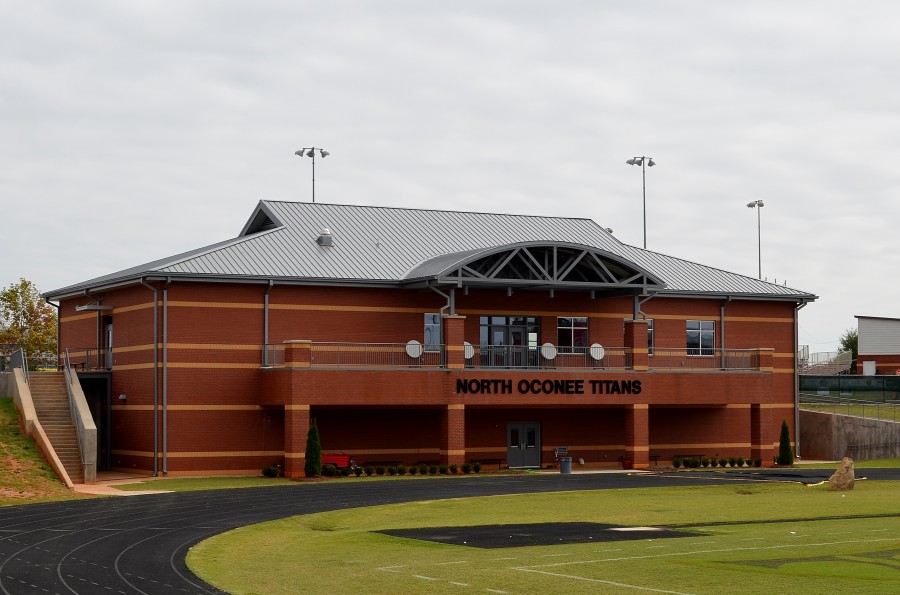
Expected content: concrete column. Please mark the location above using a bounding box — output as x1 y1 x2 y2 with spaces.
443 315 467 369
441 404 466 466
285 404 310 478
624 318 649 371
624 403 650 469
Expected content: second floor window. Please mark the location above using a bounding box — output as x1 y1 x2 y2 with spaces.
647 318 654 355
558 317 588 352
687 320 715 356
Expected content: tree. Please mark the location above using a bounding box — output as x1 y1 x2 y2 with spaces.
776 419 794 465
304 418 322 477
0 278 57 357
838 327 858 374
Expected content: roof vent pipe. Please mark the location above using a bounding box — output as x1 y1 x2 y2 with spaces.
317 227 333 247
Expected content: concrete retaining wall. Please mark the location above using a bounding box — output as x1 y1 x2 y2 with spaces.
801 409 900 460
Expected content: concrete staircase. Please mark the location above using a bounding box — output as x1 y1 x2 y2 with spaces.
29 372 84 484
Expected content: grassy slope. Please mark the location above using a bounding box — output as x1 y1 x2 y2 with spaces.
0 397 77 505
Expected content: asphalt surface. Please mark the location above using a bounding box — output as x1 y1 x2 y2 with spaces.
2 468 898 595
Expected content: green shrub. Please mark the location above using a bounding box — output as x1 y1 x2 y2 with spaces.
736 457 745 468
364 466 374 477
462 463 472 474
777 419 794 465
323 464 336 477
262 465 279 478
397 465 406 476
387 466 397 476
473 462 481 473
690 458 701 468
419 464 428 475
701 458 710 468
753 458 762 468
718 457 727 468
728 457 736 468
708 458 717 468
376 465 385 476
439 464 448 474
429 465 439 475
408 465 417 475
672 457 682 469
304 419 322 478
449 464 458 474
353 467 362 477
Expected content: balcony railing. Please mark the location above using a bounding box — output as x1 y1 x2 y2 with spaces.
649 348 760 371
262 343 766 371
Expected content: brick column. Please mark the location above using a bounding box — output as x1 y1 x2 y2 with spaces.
443 315 467 369
624 404 650 469
441 404 466 466
758 348 774 372
623 318 649 371
284 340 312 368
284 404 310 478
751 404 774 467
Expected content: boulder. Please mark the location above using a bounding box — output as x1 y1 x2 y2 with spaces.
828 457 855 491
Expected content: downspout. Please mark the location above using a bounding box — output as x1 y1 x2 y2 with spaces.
720 298 731 368
794 300 808 458
428 283 454 315
140 280 159 477
162 278 171 475
634 294 655 320
263 280 273 365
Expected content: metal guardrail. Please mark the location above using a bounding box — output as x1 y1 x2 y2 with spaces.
263 343 766 371
799 392 900 423
59 347 102 371
648 348 759 371
311 342 446 368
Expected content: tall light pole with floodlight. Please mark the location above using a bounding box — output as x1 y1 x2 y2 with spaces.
626 156 655 249
747 200 764 279
294 147 330 203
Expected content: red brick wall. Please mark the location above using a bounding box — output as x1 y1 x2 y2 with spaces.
57 280 799 475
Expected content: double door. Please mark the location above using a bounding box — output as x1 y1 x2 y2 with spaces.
507 422 541 468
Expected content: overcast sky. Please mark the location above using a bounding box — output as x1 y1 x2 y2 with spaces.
3 1 898 352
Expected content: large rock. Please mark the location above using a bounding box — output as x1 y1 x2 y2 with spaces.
828 457 855 491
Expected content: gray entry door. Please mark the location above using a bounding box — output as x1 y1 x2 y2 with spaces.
507 422 541 468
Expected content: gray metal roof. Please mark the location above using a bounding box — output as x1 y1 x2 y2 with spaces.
46 200 817 302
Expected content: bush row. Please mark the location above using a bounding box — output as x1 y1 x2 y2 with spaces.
263 461 484 478
672 457 762 469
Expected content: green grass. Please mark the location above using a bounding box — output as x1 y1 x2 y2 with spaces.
115 476 295 491
0 397 78 505
188 481 900 594
802 403 900 423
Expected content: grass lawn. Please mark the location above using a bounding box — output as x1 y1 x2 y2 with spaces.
802 403 900 423
0 397 78 505
188 481 900 595
115 476 295 491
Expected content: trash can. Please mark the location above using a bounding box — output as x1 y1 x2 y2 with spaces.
559 457 573 474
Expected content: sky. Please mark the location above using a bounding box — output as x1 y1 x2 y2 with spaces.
3 1 898 352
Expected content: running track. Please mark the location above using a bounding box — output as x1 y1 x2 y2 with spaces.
2 469 896 594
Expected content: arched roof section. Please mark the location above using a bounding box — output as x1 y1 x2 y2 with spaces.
404 241 666 293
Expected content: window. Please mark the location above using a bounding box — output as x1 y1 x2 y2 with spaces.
557 317 588 353
424 313 442 351
686 320 715 356
479 316 540 367
647 318 654 355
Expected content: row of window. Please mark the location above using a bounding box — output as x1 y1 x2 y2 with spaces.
424 314 717 355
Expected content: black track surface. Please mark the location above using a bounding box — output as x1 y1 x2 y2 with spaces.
1 469 897 594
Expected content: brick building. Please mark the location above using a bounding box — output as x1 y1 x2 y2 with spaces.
46 201 816 477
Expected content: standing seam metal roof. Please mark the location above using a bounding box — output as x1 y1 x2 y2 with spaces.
45 200 816 301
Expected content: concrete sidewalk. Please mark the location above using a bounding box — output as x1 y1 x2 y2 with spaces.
73 472 173 496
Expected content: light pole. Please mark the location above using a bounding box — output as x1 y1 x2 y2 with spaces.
746 200 764 279
294 147 330 203
626 156 655 249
